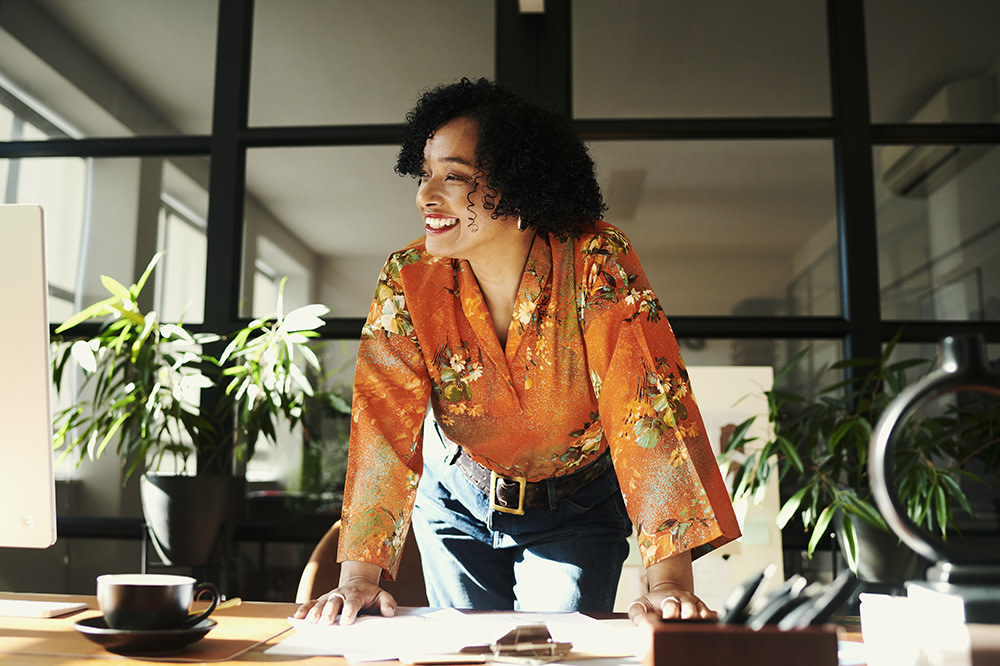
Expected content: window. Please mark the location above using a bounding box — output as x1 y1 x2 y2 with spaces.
0 92 87 322
158 196 208 324
573 0 831 118
586 139 839 317
2 0 998 570
877 143 1000 321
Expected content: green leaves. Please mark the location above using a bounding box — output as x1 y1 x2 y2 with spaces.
51 255 341 483
808 504 836 557
215 281 330 465
723 417 757 454
777 487 807 529
838 513 859 572
775 434 804 475
718 332 986 573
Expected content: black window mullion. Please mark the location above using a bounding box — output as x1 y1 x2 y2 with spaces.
495 0 572 117
205 0 253 334
874 123 1000 145
827 0 882 363
882 320 1000 345
574 117 837 141
243 124 402 147
0 135 210 158
670 316 850 340
199 0 254 474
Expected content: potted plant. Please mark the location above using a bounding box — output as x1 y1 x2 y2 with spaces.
721 335 992 582
51 253 337 565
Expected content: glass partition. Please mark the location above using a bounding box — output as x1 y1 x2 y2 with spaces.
242 139 839 321
249 0 494 126
1 155 210 326
674 337 840 377
865 0 1000 124
573 0 830 118
876 143 1000 321
243 145 417 319
587 139 839 316
0 0 217 136
1 155 86 321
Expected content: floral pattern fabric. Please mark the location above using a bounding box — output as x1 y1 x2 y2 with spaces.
339 221 740 578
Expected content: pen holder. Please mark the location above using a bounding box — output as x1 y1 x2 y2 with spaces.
643 622 839 666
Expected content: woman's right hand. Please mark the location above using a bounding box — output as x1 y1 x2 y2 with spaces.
293 561 397 625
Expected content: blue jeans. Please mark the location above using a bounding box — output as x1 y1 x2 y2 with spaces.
411 420 632 612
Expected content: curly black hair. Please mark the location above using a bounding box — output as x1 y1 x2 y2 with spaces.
395 78 606 239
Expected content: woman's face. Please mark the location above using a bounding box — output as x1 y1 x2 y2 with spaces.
416 116 519 264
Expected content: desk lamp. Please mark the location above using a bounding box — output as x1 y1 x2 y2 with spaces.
870 334 1000 623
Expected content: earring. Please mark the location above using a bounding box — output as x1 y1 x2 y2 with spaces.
517 216 526 231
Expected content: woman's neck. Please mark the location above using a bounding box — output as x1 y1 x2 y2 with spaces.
467 230 536 348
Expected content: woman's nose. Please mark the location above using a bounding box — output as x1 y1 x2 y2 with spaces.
416 178 440 208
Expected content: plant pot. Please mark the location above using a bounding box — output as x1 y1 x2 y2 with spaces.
139 474 246 567
835 512 923 584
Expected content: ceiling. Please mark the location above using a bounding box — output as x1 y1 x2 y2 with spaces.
9 0 1000 317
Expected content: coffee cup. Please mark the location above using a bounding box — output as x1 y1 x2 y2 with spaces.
97 573 220 631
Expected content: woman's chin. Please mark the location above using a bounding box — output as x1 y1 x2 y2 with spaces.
424 235 457 259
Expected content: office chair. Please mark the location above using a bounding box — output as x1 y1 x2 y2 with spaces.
296 520 428 607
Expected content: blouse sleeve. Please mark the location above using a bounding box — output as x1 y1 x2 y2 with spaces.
337 249 431 579
578 228 741 568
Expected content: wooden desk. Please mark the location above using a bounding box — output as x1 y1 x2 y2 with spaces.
0 592 331 664
2 592 872 666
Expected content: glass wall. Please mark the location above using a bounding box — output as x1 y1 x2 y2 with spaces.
249 0 494 127
587 139 839 317
876 143 1000 321
242 145 413 319
866 0 1000 324
573 0 830 118
865 0 1000 125
3 0 999 596
0 0 217 137
0 155 86 321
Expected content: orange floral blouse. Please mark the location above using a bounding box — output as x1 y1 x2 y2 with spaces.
339 220 740 579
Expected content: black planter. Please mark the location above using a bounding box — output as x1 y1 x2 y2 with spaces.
836 513 924 584
139 474 245 567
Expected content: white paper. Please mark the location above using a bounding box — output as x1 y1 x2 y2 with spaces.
266 608 643 663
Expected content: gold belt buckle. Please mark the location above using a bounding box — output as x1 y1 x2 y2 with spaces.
490 470 526 515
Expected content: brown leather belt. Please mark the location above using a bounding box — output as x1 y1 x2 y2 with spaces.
455 448 613 515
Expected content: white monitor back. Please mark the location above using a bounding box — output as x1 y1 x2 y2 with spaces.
0 204 57 548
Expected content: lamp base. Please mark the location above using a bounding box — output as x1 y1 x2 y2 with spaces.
927 562 1000 585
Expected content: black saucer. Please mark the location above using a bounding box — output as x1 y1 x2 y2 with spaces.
74 616 216 655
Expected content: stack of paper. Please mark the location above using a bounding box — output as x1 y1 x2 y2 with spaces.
268 608 644 664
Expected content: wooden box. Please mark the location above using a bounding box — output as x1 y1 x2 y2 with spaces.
644 622 839 666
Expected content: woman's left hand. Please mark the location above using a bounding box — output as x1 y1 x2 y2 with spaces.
628 550 717 626
627 586 717 624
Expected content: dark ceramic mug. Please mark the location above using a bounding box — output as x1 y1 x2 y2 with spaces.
96 573 220 631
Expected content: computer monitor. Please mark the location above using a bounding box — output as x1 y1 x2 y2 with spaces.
0 204 57 549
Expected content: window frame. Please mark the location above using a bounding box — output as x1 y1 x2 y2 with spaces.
0 0 996 400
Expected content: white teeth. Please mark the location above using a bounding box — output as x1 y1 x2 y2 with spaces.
425 217 457 229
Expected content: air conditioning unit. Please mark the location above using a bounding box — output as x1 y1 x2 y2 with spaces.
879 77 992 197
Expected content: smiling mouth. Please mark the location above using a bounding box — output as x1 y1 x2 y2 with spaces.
424 216 458 230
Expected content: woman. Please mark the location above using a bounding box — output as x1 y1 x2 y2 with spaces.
295 78 740 626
